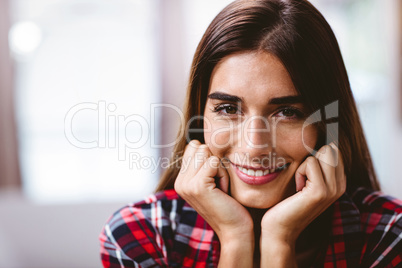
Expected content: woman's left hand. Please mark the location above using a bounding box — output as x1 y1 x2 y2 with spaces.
260 143 346 266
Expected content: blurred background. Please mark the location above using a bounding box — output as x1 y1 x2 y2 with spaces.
0 0 401 267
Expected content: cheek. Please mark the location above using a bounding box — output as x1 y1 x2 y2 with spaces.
204 117 234 157
275 124 318 159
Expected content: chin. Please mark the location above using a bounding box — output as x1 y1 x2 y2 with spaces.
228 169 296 209
231 189 281 209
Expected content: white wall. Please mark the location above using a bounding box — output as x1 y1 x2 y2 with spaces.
0 189 125 267
380 0 402 198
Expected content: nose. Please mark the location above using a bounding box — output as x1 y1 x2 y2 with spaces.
240 115 272 158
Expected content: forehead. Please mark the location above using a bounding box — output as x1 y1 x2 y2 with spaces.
209 51 298 101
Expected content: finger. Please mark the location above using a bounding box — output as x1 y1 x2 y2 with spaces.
182 140 201 159
316 145 337 190
329 143 343 177
295 160 307 192
188 139 201 148
295 156 325 192
216 158 230 194
196 156 221 189
295 175 305 192
180 140 201 174
176 152 216 198
193 144 212 171
328 143 347 195
181 141 211 177
315 144 338 167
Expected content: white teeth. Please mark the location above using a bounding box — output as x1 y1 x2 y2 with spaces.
238 167 275 176
247 169 255 176
237 164 289 177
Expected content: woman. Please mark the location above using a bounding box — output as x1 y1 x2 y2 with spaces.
100 0 402 267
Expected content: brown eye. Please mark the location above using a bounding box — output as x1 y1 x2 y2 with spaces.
274 107 303 120
213 104 240 116
224 106 237 114
281 108 296 117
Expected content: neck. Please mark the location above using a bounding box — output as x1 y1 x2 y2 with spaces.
247 207 266 267
246 206 333 267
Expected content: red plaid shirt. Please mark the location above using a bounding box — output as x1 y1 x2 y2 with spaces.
99 188 402 267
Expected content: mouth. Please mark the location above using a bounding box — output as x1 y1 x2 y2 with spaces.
231 162 290 185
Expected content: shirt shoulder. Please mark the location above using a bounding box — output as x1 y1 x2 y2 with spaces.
99 189 218 268
111 189 185 233
351 187 402 215
99 189 184 267
351 187 402 267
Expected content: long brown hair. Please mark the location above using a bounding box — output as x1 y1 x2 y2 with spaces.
156 0 380 192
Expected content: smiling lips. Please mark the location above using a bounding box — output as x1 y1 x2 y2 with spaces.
231 163 289 185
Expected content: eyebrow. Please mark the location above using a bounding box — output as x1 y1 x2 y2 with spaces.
207 91 303 105
207 92 242 102
269 95 303 104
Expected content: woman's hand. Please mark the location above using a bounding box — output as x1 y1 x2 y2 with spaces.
174 140 254 267
260 143 346 267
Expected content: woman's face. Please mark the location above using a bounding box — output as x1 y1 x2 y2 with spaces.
203 51 318 209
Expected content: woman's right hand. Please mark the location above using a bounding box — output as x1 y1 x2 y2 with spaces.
174 140 254 267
